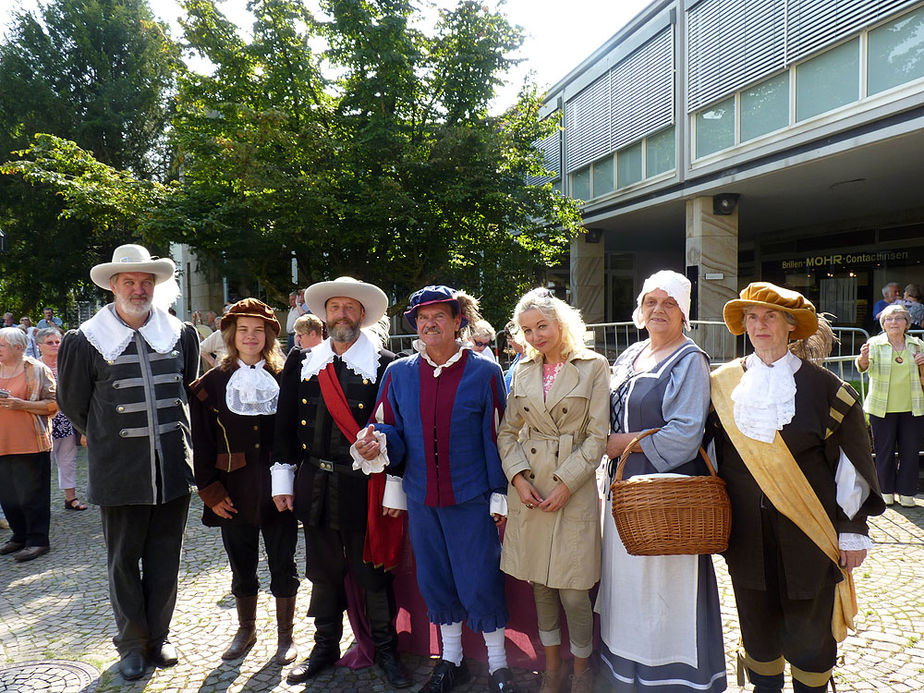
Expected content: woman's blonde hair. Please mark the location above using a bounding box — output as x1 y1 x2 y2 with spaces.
510 288 587 361
878 303 912 332
219 316 286 374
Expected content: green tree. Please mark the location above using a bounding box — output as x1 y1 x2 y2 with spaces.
151 0 580 325
0 0 180 316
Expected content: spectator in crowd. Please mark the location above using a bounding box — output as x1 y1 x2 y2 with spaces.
498 288 609 693
711 282 884 693
3 313 14 327
856 303 924 508
502 324 525 392
873 282 901 322
293 313 324 350
19 316 38 358
190 299 300 664
598 270 725 693
273 277 408 688
36 327 86 512
0 326 56 562
37 307 63 330
900 284 924 328
201 311 230 370
286 291 307 351
362 285 517 693
58 244 199 681
469 319 497 362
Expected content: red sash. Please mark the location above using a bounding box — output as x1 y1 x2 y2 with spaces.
316 364 403 570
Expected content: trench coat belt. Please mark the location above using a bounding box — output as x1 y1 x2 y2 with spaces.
527 430 574 464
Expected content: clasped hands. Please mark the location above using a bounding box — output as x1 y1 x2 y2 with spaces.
512 472 571 512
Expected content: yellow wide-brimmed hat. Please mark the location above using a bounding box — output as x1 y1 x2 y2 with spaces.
723 282 818 340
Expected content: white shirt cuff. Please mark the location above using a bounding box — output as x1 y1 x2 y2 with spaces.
270 463 296 496
838 533 873 551
382 474 407 511
490 492 507 516
835 447 871 520
349 426 389 474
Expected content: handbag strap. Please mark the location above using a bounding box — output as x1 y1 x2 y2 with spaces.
611 427 718 482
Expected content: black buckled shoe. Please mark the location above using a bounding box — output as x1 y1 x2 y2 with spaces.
119 650 146 681
286 646 338 684
489 667 519 692
419 659 470 693
149 639 178 668
375 648 412 688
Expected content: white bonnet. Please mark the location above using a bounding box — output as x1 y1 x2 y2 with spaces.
632 270 692 330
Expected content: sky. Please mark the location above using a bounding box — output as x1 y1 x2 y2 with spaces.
1 0 653 108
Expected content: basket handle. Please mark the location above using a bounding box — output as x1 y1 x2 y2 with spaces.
611 428 719 482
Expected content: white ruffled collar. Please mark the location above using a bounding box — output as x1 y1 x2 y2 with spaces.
80 304 182 361
731 351 802 442
413 338 468 377
226 359 279 415
300 331 381 383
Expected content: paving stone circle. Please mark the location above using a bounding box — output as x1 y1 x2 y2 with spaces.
0 660 98 693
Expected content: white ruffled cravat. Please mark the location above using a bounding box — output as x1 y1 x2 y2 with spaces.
226 359 279 416
731 351 800 443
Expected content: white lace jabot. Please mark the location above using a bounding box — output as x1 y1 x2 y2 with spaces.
731 351 802 443
413 339 467 377
300 331 381 384
80 304 182 361
226 359 279 415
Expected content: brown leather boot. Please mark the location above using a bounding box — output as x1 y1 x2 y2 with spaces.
222 595 258 660
274 596 298 665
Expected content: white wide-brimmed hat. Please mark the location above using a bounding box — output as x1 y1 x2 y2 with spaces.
90 244 176 290
304 276 388 328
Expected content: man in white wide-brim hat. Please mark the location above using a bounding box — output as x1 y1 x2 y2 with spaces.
270 277 410 688
57 244 200 681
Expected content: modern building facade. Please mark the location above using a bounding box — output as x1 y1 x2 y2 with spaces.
536 0 924 333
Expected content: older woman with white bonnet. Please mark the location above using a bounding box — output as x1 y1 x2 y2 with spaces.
595 270 727 692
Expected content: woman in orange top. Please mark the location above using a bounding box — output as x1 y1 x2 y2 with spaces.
0 326 58 562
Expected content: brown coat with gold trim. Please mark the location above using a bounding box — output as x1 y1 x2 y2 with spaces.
190 366 279 527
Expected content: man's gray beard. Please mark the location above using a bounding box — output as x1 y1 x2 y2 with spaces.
329 322 360 344
115 295 153 318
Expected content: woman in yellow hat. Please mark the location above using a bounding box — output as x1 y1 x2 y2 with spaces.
710 282 885 693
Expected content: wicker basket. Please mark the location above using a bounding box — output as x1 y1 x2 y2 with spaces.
610 429 731 556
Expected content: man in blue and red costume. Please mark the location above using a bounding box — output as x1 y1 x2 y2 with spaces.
356 285 518 693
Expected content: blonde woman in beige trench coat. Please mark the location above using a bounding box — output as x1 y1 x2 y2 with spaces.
497 288 609 693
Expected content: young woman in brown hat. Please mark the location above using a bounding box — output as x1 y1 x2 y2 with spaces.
189 298 300 664
710 282 885 693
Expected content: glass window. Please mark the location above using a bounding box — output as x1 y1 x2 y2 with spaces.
645 126 675 177
741 71 789 141
571 166 590 201
868 7 924 95
617 142 643 188
796 38 859 121
695 97 735 159
592 157 615 197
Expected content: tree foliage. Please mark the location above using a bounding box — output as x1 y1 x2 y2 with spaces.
0 0 180 316
147 0 581 326
2 0 581 328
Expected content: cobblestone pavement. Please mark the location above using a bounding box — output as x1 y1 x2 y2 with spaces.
1 450 923 692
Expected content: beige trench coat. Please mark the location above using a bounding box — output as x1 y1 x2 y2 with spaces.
498 349 609 590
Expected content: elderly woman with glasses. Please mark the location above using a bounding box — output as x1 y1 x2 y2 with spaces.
469 319 497 362
0 326 57 562
36 327 86 511
856 303 924 508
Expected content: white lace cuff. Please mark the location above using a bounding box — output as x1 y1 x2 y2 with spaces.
490 492 507 517
382 474 407 510
349 426 389 474
270 463 296 496
838 533 872 551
